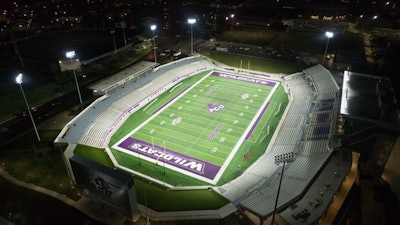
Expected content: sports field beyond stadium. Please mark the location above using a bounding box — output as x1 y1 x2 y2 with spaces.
112 70 279 184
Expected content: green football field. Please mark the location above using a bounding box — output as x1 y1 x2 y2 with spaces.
112 70 279 184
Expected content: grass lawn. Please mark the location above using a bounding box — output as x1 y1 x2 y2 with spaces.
217 28 364 54
0 177 105 225
0 130 80 200
0 77 61 122
134 178 229 211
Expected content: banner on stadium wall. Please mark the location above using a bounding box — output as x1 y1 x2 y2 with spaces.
69 155 138 219
58 58 81 72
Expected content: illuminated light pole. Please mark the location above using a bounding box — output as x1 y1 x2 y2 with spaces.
271 152 294 225
322 31 334 65
66 51 83 106
188 18 196 55
230 14 235 31
16 73 41 142
150 24 157 64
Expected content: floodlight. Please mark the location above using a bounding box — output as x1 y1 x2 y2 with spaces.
65 50 82 105
16 72 41 142
66 51 75 59
325 31 334 39
323 32 334 65
150 24 157 64
188 18 196 55
16 73 23 84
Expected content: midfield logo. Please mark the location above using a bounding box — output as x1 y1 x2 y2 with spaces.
207 103 225 113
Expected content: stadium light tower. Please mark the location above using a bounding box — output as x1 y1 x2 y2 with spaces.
188 18 196 55
66 51 83 106
322 31 334 65
16 73 41 142
150 24 157 65
271 152 294 225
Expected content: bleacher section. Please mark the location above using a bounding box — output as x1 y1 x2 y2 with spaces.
237 65 340 223
304 65 340 100
55 56 215 148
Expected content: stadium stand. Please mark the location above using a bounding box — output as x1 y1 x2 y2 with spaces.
304 64 340 100
55 56 215 149
54 61 350 223
236 64 345 224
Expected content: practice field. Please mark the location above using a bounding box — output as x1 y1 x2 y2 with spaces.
112 71 279 184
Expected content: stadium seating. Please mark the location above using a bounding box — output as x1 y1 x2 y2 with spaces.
237 65 340 220
71 56 215 148
304 65 340 100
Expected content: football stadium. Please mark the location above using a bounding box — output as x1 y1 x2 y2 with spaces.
55 55 351 224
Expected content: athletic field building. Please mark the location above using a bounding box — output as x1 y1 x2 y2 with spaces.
54 55 390 225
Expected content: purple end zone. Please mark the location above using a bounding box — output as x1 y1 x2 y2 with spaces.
118 137 221 180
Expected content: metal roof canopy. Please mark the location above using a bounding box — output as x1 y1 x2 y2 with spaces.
88 61 156 95
340 70 400 128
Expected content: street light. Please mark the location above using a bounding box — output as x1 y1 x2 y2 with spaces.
230 14 235 31
150 24 157 64
66 51 83 106
322 31 334 65
188 18 196 55
16 73 41 142
271 152 294 225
